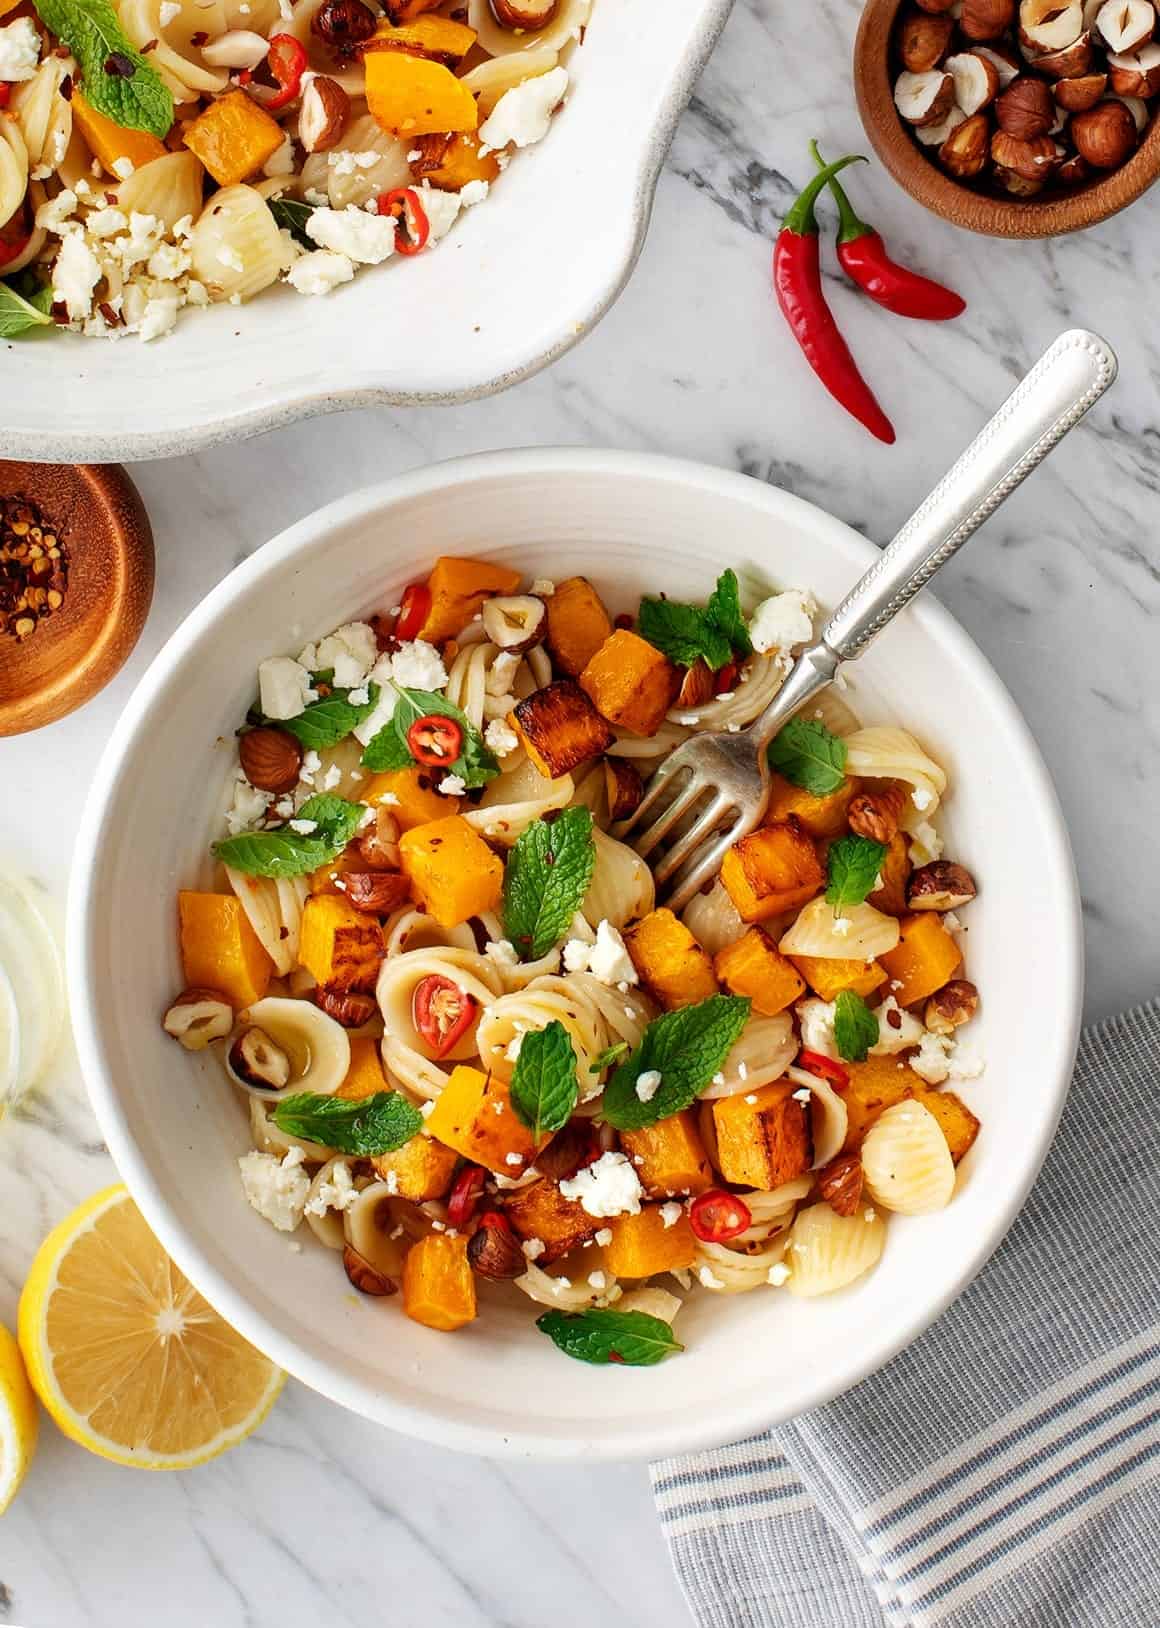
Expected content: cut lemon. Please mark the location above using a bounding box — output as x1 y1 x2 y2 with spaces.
18 1186 284 1470
0 1320 38 1512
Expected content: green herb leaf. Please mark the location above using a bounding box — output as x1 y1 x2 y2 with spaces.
825 833 886 911
502 808 596 961
34 0 173 136
271 1090 422 1155
638 569 751 673
280 683 379 752
509 1020 578 1141
212 792 367 878
0 279 54 339
833 990 879 1063
361 686 498 788
768 716 848 795
601 994 752 1130
269 196 315 247
536 1307 684 1366
588 1040 629 1074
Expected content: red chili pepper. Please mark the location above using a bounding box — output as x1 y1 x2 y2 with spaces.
773 156 895 446
0 222 30 269
689 1189 752 1243
797 1050 850 1093
378 186 430 255
406 712 463 767
394 581 430 642
714 660 738 695
0 84 11 110
447 1165 486 1228
811 140 965 322
412 973 478 1057
477 1208 510 1233
249 34 306 110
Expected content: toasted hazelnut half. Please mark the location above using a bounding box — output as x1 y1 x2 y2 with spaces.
973 41 1023 82
342 870 413 915
848 780 909 843
1054 68 1109 104
163 988 234 1051
1020 0 1084 51
992 126 1061 174
228 1026 291 1089
201 27 270 66
603 756 644 822
996 73 1056 133
818 1152 864 1218
907 860 978 910
924 978 980 1034
355 806 401 869
940 109 991 171
895 67 956 121
343 1244 396 1296
1107 40 1160 92
901 8 958 69
489 0 559 24
239 726 303 794
960 0 1016 35
1071 94 1139 159
993 164 1047 191
1096 0 1155 50
481 594 547 652
467 1215 525 1279
917 103 968 141
946 49 1001 108
676 659 715 708
312 986 378 1028
1035 29 1095 72
1057 147 1093 176
299 75 350 153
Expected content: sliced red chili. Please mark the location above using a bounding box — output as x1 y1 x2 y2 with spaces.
406 712 463 767
394 581 430 642
714 660 739 695
689 1189 752 1243
477 1208 510 1233
447 1165 486 1228
377 186 430 255
412 972 478 1057
0 84 10 111
248 33 307 110
797 1050 850 1092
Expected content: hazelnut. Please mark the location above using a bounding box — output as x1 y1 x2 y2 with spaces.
604 756 644 822
1107 39 1160 92
1056 147 1093 176
848 781 908 843
480 594 547 652
940 109 992 173
900 8 958 69
1035 29 1095 71
1071 95 1139 160
466 1213 525 1279
163 988 234 1051
973 41 1023 82
342 870 413 914
1020 0 1084 51
818 1153 864 1218
906 859 978 910
228 1026 291 1089
311 0 376 49
312 986 378 1028
238 726 302 794
894 67 956 122
960 0 1016 38
992 126 1061 173
1054 69 1109 105
1095 0 1155 51
946 49 1001 108
916 105 967 142
993 164 1047 190
355 806 401 869
489 0 559 25
299 75 350 153
924 979 980 1034
534 1120 602 1181
996 73 1057 133
676 659 716 709
343 1245 396 1295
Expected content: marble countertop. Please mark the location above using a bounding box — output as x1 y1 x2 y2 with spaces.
3 0 1159 1620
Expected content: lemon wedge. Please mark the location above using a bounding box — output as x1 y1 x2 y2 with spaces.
19 1186 283 1470
0 1320 38 1512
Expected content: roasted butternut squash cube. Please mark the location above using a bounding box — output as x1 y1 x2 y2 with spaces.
624 908 719 1010
714 926 806 1016
299 894 384 992
73 93 167 177
366 14 476 60
362 765 457 829
365 48 478 136
579 630 680 737
545 576 614 678
790 955 888 1003
425 1065 539 1174
372 1132 458 1199
398 815 503 928
721 818 825 923
409 130 500 190
879 913 963 1007
604 1205 696 1278
502 1179 597 1264
510 680 615 779
841 1055 921 1150
178 891 272 1009
911 1088 980 1164
182 90 284 186
416 556 522 644
337 1035 388 1099
764 771 856 841
619 1110 713 1198
712 1080 813 1190
307 849 367 896
868 832 912 918
402 1233 476 1331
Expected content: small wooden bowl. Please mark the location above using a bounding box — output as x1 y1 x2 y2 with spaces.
0 464 154 737
855 0 1160 237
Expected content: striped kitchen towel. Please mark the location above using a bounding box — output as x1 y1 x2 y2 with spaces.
652 1001 1160 1628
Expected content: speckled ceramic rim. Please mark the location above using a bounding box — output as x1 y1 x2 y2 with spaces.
69 449 1083 1460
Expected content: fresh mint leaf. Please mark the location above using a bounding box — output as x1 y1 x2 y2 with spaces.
768 716 847 795
269 196 315 247
825 833 886 911
34 0 173 136
704 569 752 658
502 808 596 961
601 994 752 1130
361 686 498 788
509 1020 578 1141
536 1307 684 1366
281 683 379 752
360 727 413 773
272 1090 422 1155
638 569 750 672
833 990 879 1063
588 1040 629 1075
212 793 366 878
0 279 54 339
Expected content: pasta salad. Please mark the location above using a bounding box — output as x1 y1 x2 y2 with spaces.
0 0 586 341
164 559 985 1367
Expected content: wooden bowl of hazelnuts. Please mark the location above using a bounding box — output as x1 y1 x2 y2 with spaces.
855 0 1160 234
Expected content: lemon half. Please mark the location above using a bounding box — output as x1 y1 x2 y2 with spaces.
18 1186 283 1470
0 1320 38 1512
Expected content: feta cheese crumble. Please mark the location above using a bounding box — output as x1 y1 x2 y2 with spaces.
561 920 637 986
767 1262 791 1287
303 1160 358 1217
440 774 467 796
635 1069 662 1103
258 655 316 720
559 1151 643 1218
869 996 925 1056
479 66 568 150
0 17 41 80
286 249 355 297
748 589 816 654
305 205 396 265
484 717 520 757
797 996 840 1060
658 1201 683 1230
238 1148 310 1232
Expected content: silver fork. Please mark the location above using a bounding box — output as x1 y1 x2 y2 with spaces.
616 328 1118 913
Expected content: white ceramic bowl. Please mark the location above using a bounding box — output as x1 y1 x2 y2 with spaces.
3 1 731 463
69 449 1082 1460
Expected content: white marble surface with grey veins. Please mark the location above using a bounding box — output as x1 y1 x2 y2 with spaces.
2 0 1159 1621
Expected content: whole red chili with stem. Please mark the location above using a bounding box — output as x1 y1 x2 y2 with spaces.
773 155 895 445
810 140 965 322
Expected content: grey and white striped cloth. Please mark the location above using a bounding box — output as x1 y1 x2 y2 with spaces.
652 1001 1160 1628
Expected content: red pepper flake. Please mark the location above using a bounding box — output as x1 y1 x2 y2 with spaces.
104 50 136 76
50 300 69 324
607 1351 625 1364
98 301 121 327
190 29 208 44
139 38 157 53
60 72 73 96
0 85 9 110
887 1008 902 1030
613 612 634 630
